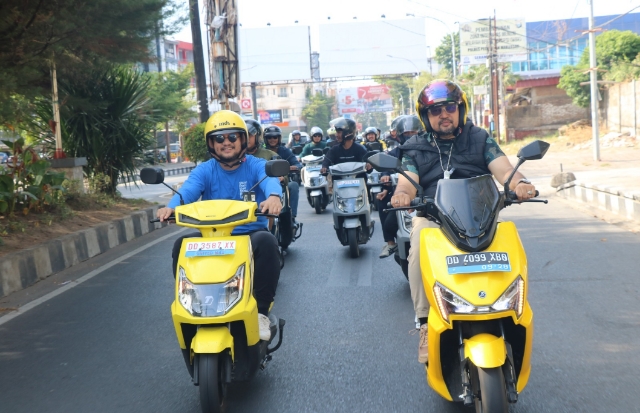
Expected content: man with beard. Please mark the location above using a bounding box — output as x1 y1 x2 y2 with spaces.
156 110 283 342
390 80 538 364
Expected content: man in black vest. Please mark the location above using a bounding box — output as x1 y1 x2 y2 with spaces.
390 80 537 364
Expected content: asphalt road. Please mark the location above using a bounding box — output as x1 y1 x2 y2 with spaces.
1 185 639 413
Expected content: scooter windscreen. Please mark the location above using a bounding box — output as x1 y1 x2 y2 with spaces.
434 175 500 239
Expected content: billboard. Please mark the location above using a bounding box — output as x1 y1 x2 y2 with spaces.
319 19 429 78
337 85 393 116
459 18 527 65
239 26 311 83
258 109 283 124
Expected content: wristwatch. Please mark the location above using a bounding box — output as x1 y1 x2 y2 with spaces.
516 178 531 185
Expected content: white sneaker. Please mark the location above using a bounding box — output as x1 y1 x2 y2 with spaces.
258 313 271 341
379 243 398 258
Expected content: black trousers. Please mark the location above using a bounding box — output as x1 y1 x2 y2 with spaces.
376 190 398 243
172 229 280 316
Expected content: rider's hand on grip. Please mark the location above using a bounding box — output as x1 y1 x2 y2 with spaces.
156 207 175 223
390 192 412 208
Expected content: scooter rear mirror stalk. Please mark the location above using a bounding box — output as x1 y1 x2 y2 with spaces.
140 167 185 205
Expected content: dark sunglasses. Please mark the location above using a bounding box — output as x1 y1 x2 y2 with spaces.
312 134 322 138
210 133 240 144
427 103 458 117
265 135 280 140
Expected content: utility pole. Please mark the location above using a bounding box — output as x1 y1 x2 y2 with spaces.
190 0 210 123
51 59 64 159
450 32 457 82
251 82 258 120
492 12 501 143
588 0 600 161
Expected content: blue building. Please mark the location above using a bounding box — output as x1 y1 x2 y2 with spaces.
511 12 640 74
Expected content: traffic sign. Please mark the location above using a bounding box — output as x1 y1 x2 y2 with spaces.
241 99 252 110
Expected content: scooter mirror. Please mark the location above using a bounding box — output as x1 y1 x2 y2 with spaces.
517 140 550 161
363 150 380 162
367 153 402 172
265 159 290 177
292 146 303 155
312 148 324 157
365 142 382 152
140 167 165 184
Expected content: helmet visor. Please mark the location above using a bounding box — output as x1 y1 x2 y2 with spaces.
419 81 462 107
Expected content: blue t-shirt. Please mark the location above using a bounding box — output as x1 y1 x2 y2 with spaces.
168 155 282 234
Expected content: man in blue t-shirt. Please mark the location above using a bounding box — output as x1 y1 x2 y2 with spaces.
156 110 283 341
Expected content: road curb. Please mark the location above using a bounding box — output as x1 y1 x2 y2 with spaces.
119 166 195 184
0 206 167 298
556 181 640 224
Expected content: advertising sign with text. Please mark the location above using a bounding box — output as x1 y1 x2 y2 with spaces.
459 18 527 65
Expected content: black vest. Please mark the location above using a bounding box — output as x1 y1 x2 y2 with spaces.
400 121 491 198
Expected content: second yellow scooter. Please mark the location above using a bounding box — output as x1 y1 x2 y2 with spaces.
369 140 549 413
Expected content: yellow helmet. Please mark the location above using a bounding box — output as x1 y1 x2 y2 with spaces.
204 110 249 165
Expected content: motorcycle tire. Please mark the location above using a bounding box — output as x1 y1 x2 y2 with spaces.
279 211 293 250
313 196 322 214
198 353 227 413
347 228 359 258
474 366 509 413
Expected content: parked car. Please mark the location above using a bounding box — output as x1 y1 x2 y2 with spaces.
0 152 8 164
165 143 182 162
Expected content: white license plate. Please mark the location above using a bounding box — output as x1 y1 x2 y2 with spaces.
336 180 360 188
446 252 511 274
184 241 236 257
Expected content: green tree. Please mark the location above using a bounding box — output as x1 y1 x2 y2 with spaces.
559 30 640 107
434 32 461 76
0 0 187 126
58 66 155 195
301 91 335 132
182 123 208 165
354 112 388 133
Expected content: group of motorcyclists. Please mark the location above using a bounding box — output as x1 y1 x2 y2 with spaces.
156 78 539 368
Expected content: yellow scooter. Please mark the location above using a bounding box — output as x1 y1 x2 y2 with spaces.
369 140 549 413
140 159 290 413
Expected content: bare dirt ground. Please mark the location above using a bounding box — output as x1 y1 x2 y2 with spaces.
0 197 153 258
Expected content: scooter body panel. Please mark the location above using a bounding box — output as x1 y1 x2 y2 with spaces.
343 217 361 228
463 333 506 368
310 190 323 197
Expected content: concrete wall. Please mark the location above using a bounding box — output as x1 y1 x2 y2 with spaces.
600 81 639 136
506 84 589 140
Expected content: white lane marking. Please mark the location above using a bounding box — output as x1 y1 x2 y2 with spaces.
327 252 353 286
0 227 188 327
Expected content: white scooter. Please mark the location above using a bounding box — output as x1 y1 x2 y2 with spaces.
301 148 331 214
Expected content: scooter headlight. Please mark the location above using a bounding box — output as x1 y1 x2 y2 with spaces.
400 211 413 232
491 277 525 317
433 277 525 322
310 176 326 187
178 264 245 317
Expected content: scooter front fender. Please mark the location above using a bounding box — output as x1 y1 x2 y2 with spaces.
343 217 361 228
463 333 506 368
310 190 323 196
191 326 235 360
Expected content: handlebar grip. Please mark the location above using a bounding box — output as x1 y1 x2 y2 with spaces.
535 190 540 197
150 214 175 223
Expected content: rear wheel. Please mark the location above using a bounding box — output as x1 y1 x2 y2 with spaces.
198 353 227 413
278 211 293 250
347 228 359 258
473 366 509 413
313 196 322 214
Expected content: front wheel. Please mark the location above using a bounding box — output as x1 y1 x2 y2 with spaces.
313 196 322 214
473 366 509 413
198 353 227 413
347 228 359 258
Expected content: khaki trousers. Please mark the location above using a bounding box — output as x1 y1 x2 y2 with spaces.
408 216 439 318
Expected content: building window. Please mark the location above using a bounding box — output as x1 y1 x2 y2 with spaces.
290 87 294 94
282 109 290 119
278 87 288 97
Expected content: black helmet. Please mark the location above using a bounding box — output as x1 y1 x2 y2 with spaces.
416 79 469 133
390 115 407 132
395 115 423 137
330 117 357 142
263 125 282 146
364 126 378 139
310 126 323 140
244 118 263 143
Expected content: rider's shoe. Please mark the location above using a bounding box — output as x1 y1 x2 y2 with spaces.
418 324 428 364
258 313 271 341
379 243 398 258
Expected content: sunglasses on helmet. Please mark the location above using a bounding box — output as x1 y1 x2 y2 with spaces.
427 103 458 117
210 133 240 144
